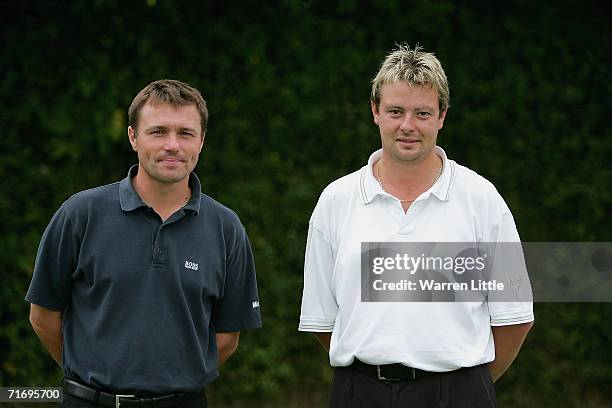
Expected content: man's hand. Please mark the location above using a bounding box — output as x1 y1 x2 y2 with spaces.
313 332 332 352
216 332 240 365
489 321 533 382
29 304 63 366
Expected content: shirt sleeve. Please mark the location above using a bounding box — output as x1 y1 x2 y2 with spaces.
299 194 338 332
211 228 262 332
25 204 79 311
488 212 535 326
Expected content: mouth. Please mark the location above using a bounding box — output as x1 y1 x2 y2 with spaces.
396 137 420 146
158 157 185 166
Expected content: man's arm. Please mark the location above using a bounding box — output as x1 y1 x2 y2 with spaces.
489 321 533 382
313 332 332 352
29 304 63 366
216 332 240 365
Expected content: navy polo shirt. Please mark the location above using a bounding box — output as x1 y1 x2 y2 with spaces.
26 166 262 394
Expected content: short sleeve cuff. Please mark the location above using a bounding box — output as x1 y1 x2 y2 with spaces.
25 292 66 311
298 317 335 332
490 310 534 326
214 315 262 332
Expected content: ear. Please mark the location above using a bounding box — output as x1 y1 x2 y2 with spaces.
437 109 447 130
371 101 380 125
199 133 205 153
128 126 137 151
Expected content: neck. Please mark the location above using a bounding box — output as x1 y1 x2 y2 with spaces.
378 150 442 192
132 170 191 211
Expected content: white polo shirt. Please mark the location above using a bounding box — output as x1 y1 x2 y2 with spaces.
299 147 534 371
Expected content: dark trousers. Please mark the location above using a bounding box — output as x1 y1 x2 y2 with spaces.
329 364 496 408
60 391 207 408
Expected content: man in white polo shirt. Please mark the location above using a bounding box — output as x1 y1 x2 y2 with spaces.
299 44 534 407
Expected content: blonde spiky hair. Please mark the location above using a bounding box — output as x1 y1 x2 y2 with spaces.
371 43 449 114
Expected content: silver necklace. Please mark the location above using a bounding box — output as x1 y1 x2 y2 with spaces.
376 159 443 203
179 195 190 208
143 195 190 211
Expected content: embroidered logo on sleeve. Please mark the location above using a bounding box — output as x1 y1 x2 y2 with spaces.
185 261 199 270
252 301 260 309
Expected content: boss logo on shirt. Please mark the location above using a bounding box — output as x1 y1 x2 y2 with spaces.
184 261 199 271
252 301 260 309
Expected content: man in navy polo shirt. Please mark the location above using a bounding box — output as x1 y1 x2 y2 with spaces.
26 79 261 407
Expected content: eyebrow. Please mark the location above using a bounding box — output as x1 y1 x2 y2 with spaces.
382 105 436 112
146 125 197 133
414 106 435 112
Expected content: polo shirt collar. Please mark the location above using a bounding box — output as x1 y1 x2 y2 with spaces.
119 165 202 214
359 146 454 205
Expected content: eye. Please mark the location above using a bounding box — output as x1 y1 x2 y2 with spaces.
388 109 402 117
417 111 432 118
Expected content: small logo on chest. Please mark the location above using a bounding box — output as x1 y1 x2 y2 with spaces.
185 261 199 271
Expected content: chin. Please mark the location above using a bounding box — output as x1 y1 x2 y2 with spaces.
390 150 420 162
152 170 189 184
159 176 189 184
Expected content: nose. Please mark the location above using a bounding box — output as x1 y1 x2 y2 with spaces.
399 113 416 133
163 132 180 151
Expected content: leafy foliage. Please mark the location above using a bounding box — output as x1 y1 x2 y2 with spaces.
1 1 611 406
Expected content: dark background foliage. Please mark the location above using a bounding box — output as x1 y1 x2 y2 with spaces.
1 1 611 406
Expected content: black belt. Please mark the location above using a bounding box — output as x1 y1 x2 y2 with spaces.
62 379 197 408
351 359 439 381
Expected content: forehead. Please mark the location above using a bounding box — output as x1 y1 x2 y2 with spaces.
379 82 439 109
138 102 201 129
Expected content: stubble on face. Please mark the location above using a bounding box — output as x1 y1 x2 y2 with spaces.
372 82 446 166
129 103 204 187
141 154 192 184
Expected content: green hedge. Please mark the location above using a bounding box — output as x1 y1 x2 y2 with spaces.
2 1 610 406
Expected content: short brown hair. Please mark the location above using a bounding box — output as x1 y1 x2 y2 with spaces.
371 44 449 114
128 79 209 134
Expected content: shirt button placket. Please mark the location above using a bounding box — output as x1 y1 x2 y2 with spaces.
152 225 166 265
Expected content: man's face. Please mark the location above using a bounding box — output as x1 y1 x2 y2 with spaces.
128 102 204 185
371 82 446 164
